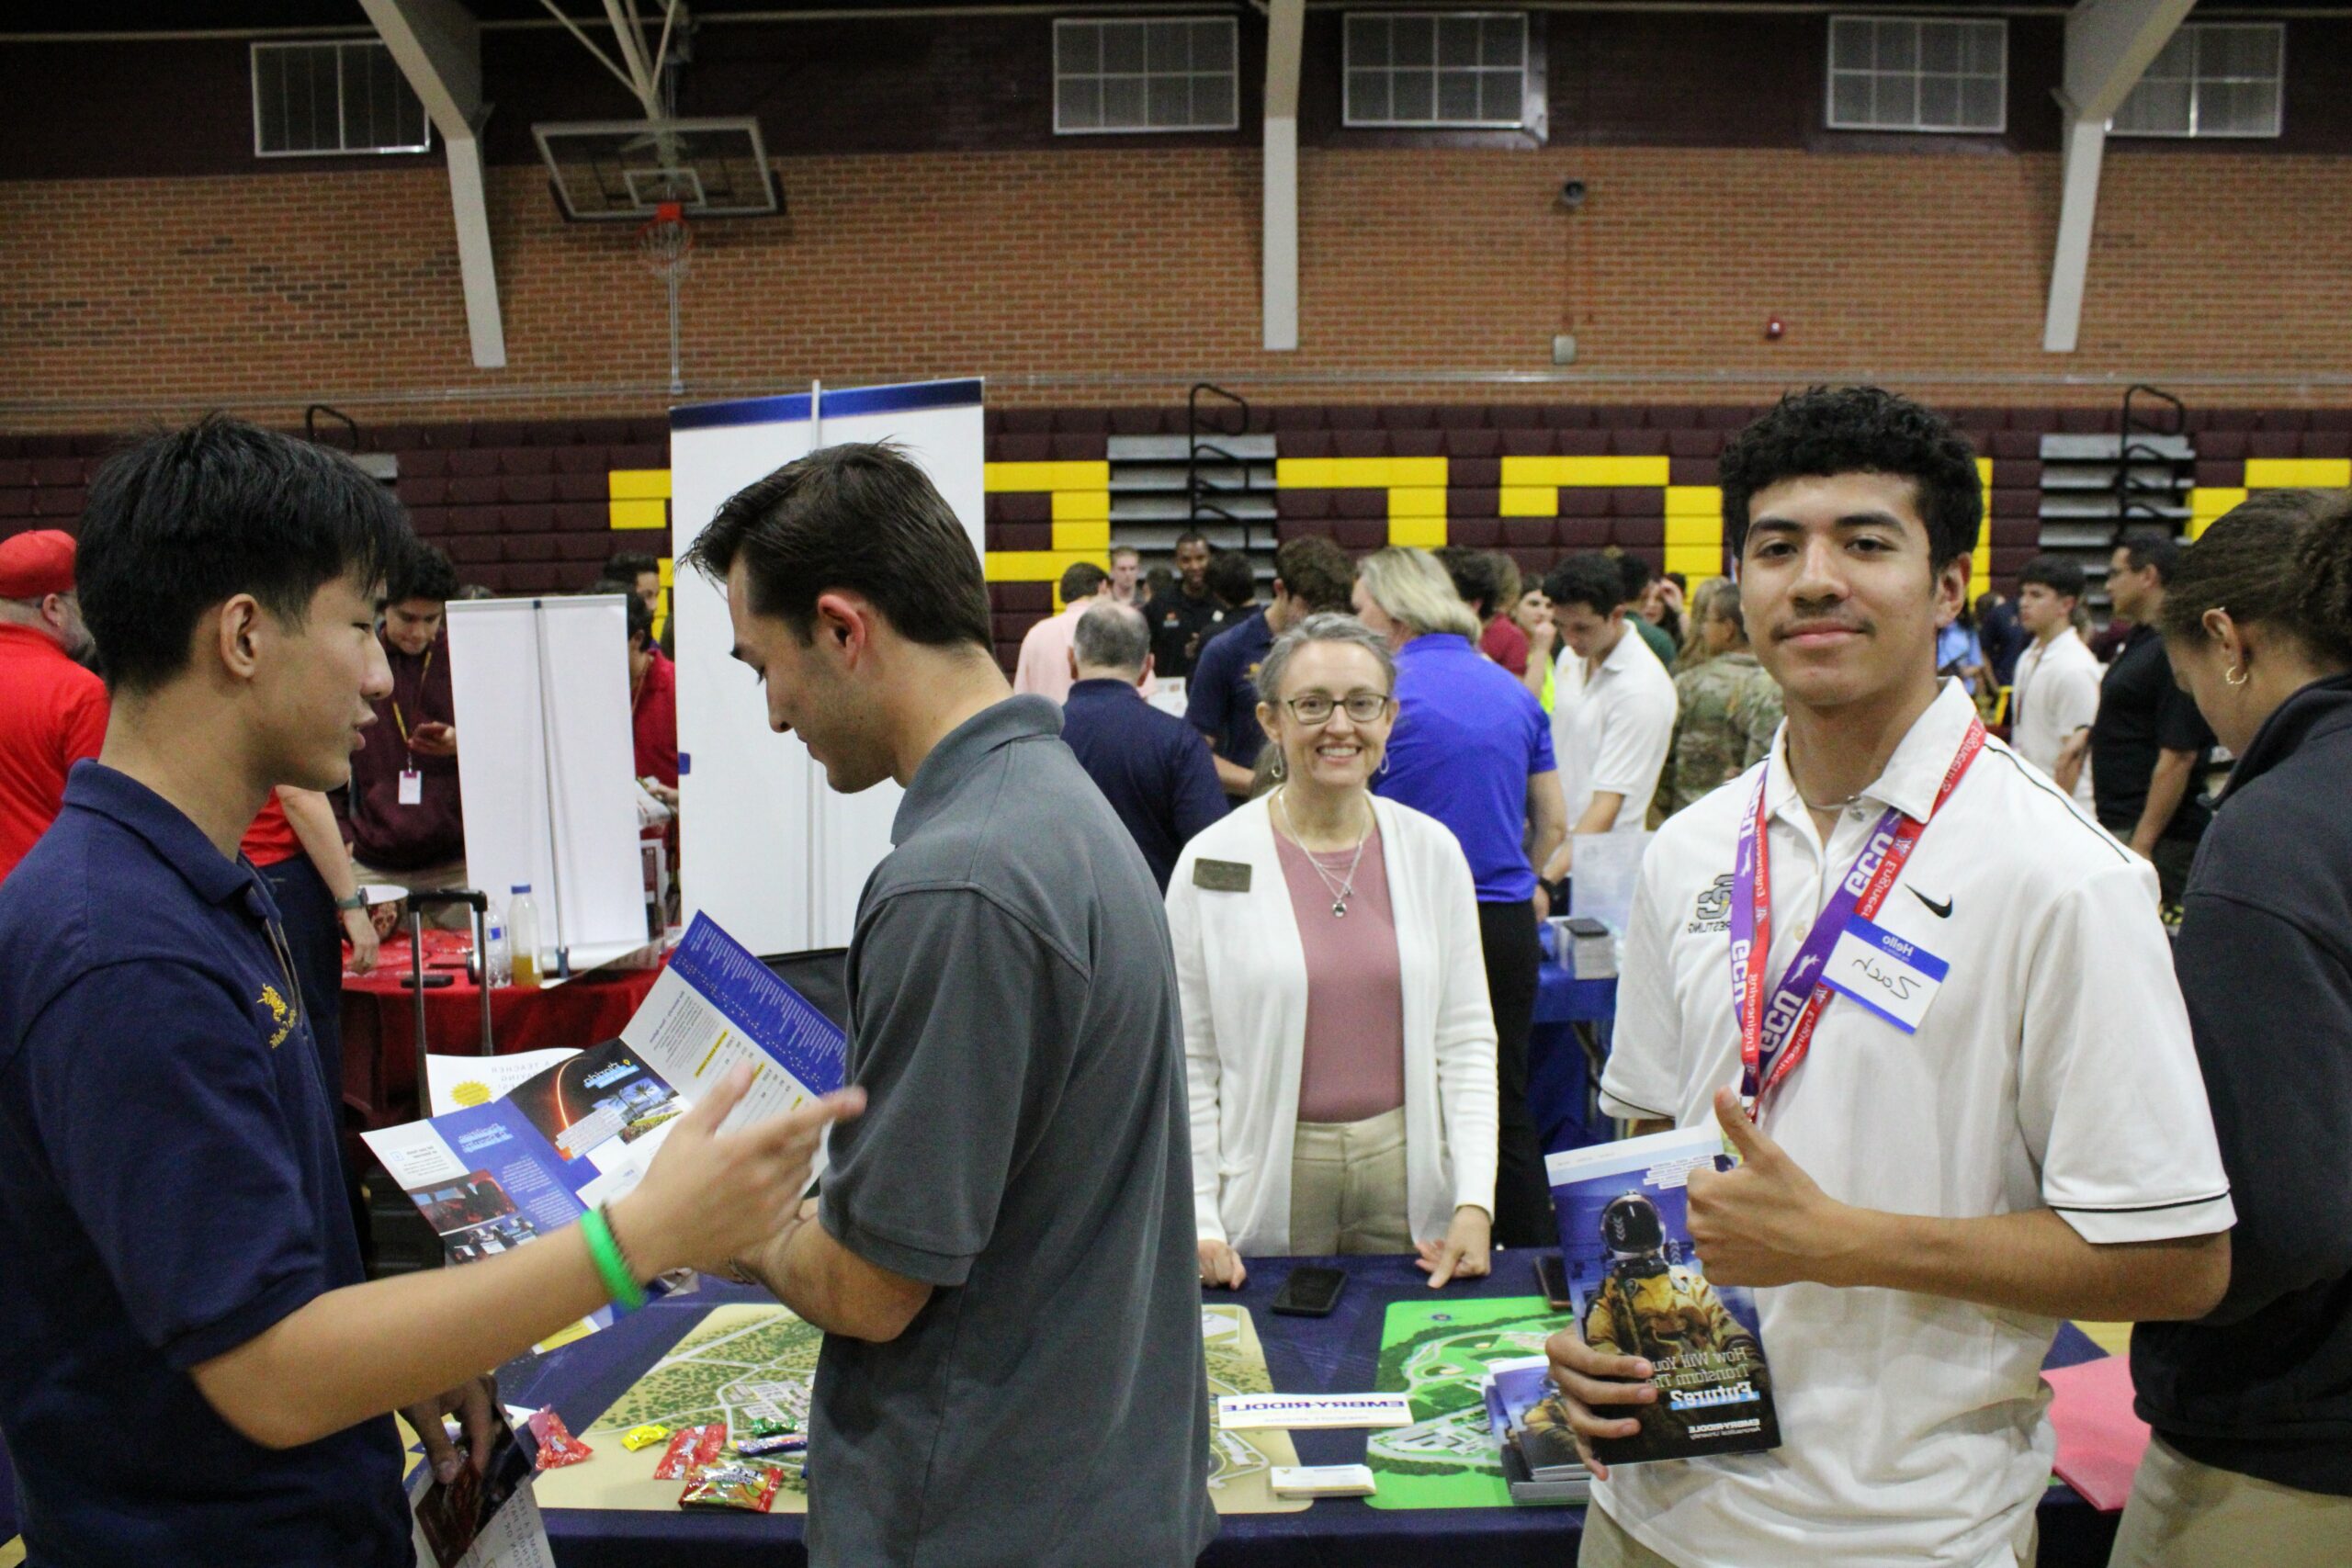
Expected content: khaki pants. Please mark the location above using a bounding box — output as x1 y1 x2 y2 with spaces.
2110 1435 2352 1568
1578 1499 2038 1567
1287 1107 1411 1255
351 856 474 931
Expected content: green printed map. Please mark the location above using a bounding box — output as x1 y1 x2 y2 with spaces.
1364 1295 1575 1510
532 1301 1306 1515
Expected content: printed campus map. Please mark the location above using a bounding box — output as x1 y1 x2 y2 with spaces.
1365 1295 1574 1509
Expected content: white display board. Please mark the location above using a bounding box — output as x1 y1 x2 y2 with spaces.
669 378 987 956
447 594 649 973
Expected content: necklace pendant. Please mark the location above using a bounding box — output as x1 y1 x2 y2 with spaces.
1331 898 1348 917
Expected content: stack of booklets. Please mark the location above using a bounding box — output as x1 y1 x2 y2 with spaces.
1482 1357 1590 1505
1544 1127 1782 1466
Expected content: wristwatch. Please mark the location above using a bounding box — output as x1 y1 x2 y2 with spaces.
334 891 369 912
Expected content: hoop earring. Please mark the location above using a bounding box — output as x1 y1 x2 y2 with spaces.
1270 750 1288 781
2224 664 2250 688
1378 750 1391 777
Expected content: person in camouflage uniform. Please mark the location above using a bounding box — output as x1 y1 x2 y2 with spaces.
1656 579 1783 820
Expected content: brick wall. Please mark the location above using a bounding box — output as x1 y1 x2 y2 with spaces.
4 141 2350 433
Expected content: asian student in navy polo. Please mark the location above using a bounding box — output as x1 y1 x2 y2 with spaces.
1547 389 2234 1568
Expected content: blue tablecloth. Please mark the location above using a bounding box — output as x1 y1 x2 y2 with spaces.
499 1256 2120 1568
1531 933 1617 1154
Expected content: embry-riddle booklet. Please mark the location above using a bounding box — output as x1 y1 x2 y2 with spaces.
1546 1126 1781 1466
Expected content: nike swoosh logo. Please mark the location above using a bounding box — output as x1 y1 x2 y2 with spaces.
1910 888 1954 919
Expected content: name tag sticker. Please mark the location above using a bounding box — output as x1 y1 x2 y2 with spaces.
1193 859 1252 893
1823 913 1949 1035
398 769 424 807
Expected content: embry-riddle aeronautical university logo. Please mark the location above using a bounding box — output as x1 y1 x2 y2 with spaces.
1688 874 1735 934
258 984 293 1049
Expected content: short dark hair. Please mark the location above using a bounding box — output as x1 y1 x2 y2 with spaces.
1617 553 1655 601
2018 554 2086 602
1544 552 1629 617
1720 386 1983 570
391 543 459 606
1436 546 1502 617
1072 600 1150 671
1206 552 1257 608
2161 489 2352 667
78 414 411 694
678 441 989 650
1173 529 1210 554
1059 559 1110 603
605 551 659 582
594 578 656 645
1272 536 1355 614
2117 529 2182 584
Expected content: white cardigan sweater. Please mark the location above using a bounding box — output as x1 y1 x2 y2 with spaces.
1165 793 1499 1256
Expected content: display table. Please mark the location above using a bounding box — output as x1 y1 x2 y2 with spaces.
1530 929 1617 1154
499 1256 2121 1568
338 931 664 1127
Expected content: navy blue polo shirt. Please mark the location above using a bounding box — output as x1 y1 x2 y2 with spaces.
1060 679 1230 890
1373 633 1557 903
0 762 408 1567
1184 607 1275 774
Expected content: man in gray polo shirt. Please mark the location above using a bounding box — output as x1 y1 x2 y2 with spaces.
682 442 1216 1567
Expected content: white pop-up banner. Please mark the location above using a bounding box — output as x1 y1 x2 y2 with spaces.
667 378 987 957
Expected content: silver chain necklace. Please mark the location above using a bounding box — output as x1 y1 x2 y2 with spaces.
1275 787 1372 917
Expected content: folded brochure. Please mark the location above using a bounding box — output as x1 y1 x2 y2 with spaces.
362 914 846 1335
1545 1126 1781 1465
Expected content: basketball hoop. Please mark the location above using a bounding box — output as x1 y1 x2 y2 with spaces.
637 201 694 395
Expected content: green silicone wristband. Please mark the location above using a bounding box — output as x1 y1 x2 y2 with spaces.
580 1204 648 1314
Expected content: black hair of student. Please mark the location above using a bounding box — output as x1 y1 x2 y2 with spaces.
1720 386 1983 570
2018 553 2087 602
1173 528 1210 554
1544 552 1630 617
1142 564 1175 605
2160 489 2352 667
1435 546 1502 618
391 543 460 605
2117 529 2183 585
1616 552 1654 601
1272 536 1356 614
605 551 659 582
77 413 413 695
1206 551 1257 608
679 441 991 651
1058 559 1110 603
593 578 656 645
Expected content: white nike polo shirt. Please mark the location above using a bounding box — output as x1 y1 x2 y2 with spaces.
1596 679 2233 1568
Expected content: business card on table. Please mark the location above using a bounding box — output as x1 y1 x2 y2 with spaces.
1215 1393 1412 1431
1271 1464 1377 1498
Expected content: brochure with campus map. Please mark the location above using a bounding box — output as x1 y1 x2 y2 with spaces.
1547 1127 1781 1466
360 915 846 1333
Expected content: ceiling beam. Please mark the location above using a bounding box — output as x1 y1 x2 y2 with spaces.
2041 0 2194 353
360 0 508 370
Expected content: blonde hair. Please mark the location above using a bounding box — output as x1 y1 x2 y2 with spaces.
1355 547 1483 641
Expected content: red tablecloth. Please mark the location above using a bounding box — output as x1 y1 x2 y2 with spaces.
339 930 664 1127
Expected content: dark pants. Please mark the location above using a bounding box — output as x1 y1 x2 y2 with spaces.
1477 897 1554 1249
256 853 345 1114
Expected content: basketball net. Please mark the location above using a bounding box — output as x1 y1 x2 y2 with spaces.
637 201 693 395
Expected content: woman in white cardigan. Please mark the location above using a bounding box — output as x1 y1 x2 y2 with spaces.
1168 614 1499 1291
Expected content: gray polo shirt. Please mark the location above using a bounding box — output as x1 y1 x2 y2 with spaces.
808 696 1217 1568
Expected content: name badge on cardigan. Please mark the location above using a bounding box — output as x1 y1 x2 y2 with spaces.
1193 859 1252 893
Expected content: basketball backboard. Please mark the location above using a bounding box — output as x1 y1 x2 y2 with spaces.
532 117 779 220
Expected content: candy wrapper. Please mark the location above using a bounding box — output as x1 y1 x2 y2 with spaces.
621 1424 672 1452
737 1430 808 1458
526 1408 593 1471
652 1422 728 1481
679 1461 784 1513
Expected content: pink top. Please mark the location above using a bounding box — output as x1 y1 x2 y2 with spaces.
1274 819 1407 1123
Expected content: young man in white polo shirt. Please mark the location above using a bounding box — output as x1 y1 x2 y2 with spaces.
2008 553 2102 807
1546 388 2233 1568
1541 552 1677 897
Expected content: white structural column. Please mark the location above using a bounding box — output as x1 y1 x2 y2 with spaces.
1262 0 1306 352
362 0 508 368
2042 0 2195 352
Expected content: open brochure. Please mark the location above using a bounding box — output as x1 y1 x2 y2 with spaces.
362 914 847 1336
1546 1127 1781 1466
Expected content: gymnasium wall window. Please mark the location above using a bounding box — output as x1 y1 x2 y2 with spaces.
1343 12 1528 130
2112 24 2285 139
1053 18 1239 134
1826 17 2007 134
252 40 432 157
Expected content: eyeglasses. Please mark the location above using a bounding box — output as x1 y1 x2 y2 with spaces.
1282 691 1394 725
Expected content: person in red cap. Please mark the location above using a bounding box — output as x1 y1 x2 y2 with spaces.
0 528 108 883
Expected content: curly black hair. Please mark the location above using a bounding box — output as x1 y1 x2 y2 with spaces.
1720 387 1982 570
